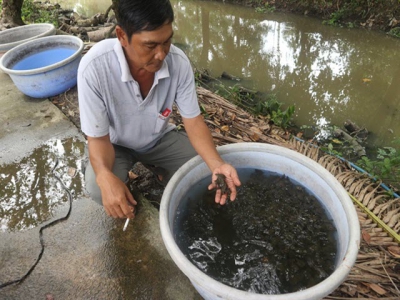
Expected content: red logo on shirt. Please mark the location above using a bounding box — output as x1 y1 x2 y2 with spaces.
162 108 171 117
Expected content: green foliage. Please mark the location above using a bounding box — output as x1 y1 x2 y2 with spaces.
321 143 343 157
388 27 400 39
323 10 346 26
255 2 275 13
255 97 295 128
247 0 400 31
321 3 358 28
200 104 209 118
199 76 295 129
357 140 400 191
216 83 295 129
346 21 356 28
212 83 257 108
213 83 239 101
21 0 59 26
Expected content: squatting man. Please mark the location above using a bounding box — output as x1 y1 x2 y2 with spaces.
77 0 241 220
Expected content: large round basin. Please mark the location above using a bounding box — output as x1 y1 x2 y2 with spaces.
0 23 56 55
160 143 360 300
0 35 83 98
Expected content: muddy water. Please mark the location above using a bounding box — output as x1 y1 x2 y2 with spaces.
55 0 400 147
0 137 86 232
174 1 400 148
174 169 337 294
0 136 201 299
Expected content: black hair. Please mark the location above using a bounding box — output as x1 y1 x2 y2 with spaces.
117 0 174 42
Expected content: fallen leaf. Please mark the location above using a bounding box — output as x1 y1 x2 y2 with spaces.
362 78 372 83
67 167 77 178
332 138 342 144
259 125 270 131
341 284 357 297
389 17 399 27
250 133 260 141
357 283 370 294
362 230 371 244
221 125 229 132
250 126 262 134
365 283 386 295
68 110 75 117
388 246 400 258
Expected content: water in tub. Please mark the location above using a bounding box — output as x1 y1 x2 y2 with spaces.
12 48 75 70
174 168 337 294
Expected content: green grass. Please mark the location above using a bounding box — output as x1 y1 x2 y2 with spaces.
21 0 59 26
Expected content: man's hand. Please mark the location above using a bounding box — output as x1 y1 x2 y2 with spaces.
97 171 137 219
181 115 241 204
208 163 241 205
87 135 136 219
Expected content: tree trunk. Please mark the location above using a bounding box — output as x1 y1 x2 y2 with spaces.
1 0 25 27
112 0 119 21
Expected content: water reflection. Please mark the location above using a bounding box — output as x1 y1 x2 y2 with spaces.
54 0 400 146
0 138 86 232
173 1 400 146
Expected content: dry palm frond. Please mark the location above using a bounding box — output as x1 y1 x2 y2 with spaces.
374 199 400 216
289 138 320 160
185 86 400 298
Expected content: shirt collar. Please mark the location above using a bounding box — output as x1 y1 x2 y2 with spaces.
114 40 170 83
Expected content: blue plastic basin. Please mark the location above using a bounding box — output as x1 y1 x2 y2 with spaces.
0 23 56 54
0 35 84 98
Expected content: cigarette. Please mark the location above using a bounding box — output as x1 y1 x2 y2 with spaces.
123 218 130 231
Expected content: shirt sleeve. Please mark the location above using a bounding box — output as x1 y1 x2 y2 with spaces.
173 53 201 119
77 59 110 138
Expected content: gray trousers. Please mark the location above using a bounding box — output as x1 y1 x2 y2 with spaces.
85 130 197 205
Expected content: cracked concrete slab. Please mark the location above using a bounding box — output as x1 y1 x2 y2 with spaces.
0 70 201 299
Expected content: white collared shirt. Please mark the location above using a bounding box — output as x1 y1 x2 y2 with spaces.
78 39 200 152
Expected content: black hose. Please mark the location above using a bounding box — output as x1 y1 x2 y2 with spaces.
0 158 73 289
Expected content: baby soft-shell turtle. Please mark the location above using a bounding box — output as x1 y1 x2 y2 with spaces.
214 173 229 195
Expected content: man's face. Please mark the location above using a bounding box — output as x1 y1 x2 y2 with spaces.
117 22 173 74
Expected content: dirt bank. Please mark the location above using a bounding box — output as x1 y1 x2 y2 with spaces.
224 0 400 35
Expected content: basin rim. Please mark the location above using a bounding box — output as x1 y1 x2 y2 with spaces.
0 23 56 52
160 142 361 300
0 35 84 76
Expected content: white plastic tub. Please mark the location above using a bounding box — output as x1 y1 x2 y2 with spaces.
0 23 56 55
0 35 83 98
160 143 360 300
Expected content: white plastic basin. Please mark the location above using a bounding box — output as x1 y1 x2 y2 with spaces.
160 143 360 300
0 23 56 54
0 35 83 98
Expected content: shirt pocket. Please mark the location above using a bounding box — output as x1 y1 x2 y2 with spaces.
154 113 170 134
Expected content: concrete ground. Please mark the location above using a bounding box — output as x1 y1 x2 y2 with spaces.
0 70 202 300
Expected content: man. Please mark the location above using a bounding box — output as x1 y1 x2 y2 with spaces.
78 0 241 220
